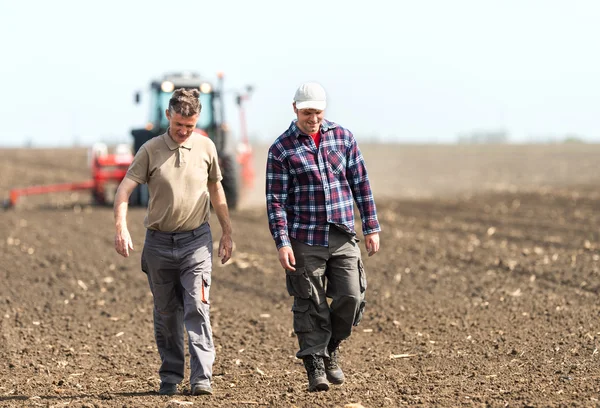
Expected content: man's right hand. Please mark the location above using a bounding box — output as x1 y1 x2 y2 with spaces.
278 246 296 271
115 227 134 257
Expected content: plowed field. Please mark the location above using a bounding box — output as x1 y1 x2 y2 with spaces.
1 144 599 407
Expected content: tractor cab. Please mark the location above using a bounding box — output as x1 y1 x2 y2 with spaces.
148 78 214 131
132 72 227 155
130 72 241 207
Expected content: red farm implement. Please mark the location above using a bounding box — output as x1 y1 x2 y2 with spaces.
3 144 133 209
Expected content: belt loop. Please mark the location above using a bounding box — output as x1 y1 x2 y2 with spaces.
150 230 155 236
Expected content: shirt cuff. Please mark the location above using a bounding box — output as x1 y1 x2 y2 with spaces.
362 218 381 236
275 233 291 249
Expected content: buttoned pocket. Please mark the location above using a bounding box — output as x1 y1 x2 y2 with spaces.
292 302 314 333
327 149 346 175
285 268 312 299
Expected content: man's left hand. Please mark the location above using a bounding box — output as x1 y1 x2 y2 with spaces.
365 232 380 257
218 234 233 264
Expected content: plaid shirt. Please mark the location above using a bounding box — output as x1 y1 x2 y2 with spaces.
266 119 381 248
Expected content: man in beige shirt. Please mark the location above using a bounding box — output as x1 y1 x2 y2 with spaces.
113 88 233 397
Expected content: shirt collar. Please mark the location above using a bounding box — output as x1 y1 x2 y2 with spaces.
163 128 194 150
289 119 337 137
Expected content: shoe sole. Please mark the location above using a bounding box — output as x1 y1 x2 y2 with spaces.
327 375 344 385
193 391 212 395
192 388 213 396
309 381 330 392
326 370 345 385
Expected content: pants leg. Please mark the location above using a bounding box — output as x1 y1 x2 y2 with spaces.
326 228 364 343
288 228 367 359
143 234 185 385
288 238 331 359
178 225 215 387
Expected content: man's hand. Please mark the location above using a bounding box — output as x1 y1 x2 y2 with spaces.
115 227 134 257
218 234 233 264
278 246 296 271
113 177 137 257
208 180 233 264
365 232 380 257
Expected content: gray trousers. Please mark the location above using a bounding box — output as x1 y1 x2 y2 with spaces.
287 226 367 359
141 223 214 387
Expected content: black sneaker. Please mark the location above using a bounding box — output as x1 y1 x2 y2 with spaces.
324 339 345 384
158 382 177 395
303 355 329 392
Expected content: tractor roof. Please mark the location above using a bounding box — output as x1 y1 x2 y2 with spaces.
151 72 214 89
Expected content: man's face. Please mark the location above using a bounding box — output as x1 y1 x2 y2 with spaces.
293 103 324 135
166 110 199 144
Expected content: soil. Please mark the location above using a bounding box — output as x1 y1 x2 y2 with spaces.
0 144 599 407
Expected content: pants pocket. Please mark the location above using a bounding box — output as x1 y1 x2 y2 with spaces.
354 259 367 326
358 259 367 292
285 268 312 299
141 248 148 274
292 302 313 333
201 272 211 304
353 299 366 326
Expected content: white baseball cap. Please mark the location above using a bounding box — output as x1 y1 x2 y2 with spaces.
293 82 327 110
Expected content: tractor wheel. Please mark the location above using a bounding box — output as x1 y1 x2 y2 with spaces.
128 184 149 207
128 187 140 206
92 187 106 206
220 154 239 210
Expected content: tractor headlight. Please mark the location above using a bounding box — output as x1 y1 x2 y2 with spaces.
200 83 212 93
161 81 175 93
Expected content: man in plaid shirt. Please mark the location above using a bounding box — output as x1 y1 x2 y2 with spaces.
266 82 381 392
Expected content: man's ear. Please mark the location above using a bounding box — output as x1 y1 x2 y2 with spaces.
165 109 171 120
292 102 298 114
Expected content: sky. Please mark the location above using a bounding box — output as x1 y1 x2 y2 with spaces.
1 0 599 147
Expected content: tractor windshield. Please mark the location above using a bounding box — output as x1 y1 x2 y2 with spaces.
154 91 214 130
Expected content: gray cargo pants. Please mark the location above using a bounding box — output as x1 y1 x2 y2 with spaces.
141 223 214 388
287 226 367 359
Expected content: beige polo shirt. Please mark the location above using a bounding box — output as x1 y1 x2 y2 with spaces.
126 131 222 232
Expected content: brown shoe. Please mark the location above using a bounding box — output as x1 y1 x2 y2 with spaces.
303 355 329 392
324 339 345 384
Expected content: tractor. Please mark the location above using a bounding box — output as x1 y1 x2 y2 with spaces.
129 72 253 210
2 72 253 210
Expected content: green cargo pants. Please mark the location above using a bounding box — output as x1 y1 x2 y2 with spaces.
286 226 367 359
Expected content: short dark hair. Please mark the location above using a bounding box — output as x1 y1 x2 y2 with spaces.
168 88 202 116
